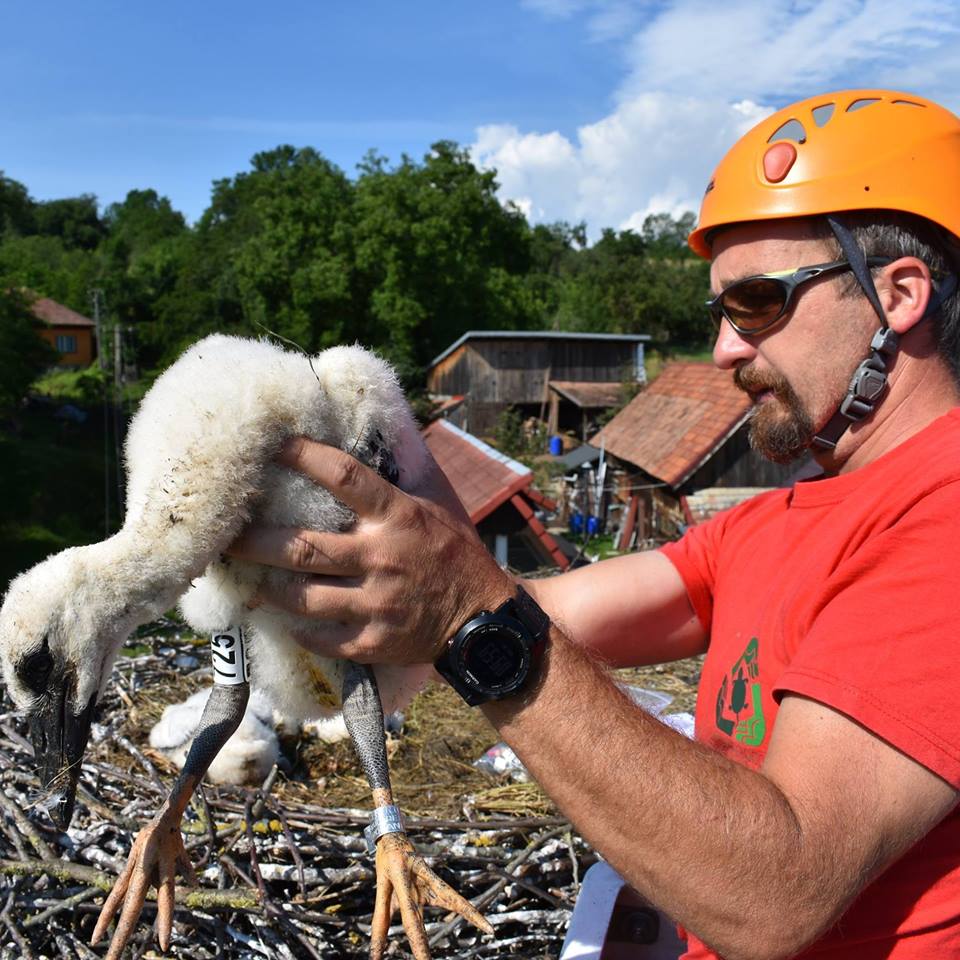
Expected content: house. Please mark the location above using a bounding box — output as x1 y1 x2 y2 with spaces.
426 331 650 437
589 362 810 544
422 418 570 572
31 298 97 368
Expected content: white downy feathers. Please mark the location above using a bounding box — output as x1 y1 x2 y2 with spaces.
0 334 434 782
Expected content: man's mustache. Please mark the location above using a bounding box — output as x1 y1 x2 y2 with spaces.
734 365 789 398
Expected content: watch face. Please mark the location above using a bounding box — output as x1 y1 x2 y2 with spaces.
459 621 530 695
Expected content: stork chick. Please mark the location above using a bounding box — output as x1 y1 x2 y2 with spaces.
0 334 491 960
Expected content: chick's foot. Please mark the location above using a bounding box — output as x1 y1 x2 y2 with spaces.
370 831 493 960
91 807 198 960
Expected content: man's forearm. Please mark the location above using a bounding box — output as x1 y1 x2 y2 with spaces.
481 629 825 960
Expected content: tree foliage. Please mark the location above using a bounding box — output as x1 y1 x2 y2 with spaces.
0 290 56 408
0 153 714 396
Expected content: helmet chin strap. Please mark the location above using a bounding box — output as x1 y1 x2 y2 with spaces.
812 215 958 451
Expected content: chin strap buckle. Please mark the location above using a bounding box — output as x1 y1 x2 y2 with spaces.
363 804 405 853
813 326 900 450
837 327 899 422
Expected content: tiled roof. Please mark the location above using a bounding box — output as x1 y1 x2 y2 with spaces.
30 298 95 328
592 362 751 487
549 381 624 408
422 420 531 524
422 420 569 569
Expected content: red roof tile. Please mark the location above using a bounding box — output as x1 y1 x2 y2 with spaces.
422 420 532 524
591 363 751 487
30 298 95 328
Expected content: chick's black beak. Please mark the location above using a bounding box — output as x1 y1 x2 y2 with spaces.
27 682 96 829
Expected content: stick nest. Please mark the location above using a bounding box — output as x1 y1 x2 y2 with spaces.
0 627 699 959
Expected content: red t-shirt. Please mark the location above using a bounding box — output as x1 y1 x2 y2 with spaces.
660 408 960 958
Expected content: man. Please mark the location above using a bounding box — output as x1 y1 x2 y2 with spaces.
232 90 960 958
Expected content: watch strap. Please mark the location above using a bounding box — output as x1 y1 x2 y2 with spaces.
510 583 550 648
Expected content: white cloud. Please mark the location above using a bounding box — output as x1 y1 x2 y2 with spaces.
474 0 960 241
472 93 769 239
621 0 960 102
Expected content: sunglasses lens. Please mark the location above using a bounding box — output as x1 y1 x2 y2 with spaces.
720 278 787 331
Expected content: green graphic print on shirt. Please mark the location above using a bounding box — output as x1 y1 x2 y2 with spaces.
714 637 766 747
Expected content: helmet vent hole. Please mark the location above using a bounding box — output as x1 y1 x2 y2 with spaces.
893 99 925 108
847 97 880 113
767 118 806 145
811 103 835 127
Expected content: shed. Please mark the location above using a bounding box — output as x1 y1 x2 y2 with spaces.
422 419 570 572
31 298 97 368
590 362 807 543
427 331 650 436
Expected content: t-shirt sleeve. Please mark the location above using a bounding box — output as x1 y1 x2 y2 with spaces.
659 509 732 636
774 483 960 787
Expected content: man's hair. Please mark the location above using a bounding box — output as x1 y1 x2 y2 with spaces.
816 212 960 383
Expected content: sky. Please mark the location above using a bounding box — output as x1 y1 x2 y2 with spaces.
3 0 959 240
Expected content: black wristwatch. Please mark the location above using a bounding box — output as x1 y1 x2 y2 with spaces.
434 585 550 706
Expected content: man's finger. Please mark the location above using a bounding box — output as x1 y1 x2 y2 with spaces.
228 527 363 576
255 575 363 623
278 438 395 517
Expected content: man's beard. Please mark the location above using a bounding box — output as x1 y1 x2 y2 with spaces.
734 365 815 464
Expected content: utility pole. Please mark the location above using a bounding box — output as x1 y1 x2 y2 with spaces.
113 321 125 521
91 288 110 536
91 289 107 372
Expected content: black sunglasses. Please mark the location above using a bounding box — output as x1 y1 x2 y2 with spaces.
706 257 893 336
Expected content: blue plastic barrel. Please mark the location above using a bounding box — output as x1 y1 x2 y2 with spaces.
586 515 599 536
570 511 583 534
549 435 563 456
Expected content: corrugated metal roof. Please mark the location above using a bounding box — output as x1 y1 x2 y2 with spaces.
428 330 651 369
591 362 751 487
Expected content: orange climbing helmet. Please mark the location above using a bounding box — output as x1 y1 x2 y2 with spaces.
688 89 960 259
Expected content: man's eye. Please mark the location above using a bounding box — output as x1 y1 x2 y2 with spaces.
19 640 54 693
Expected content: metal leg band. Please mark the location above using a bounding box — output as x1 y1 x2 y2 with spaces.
363 804 405 854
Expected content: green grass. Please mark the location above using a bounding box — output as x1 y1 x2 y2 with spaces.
567 531 621 561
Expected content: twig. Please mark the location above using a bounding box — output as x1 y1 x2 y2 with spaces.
0 859 259 908
1 888 34 960
0 789 54 860
427 824 571 949
115 734 166 794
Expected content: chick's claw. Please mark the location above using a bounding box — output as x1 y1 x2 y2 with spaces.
92 809 197 960
371 832 493 960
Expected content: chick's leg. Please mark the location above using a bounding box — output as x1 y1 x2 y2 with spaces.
92 681 249 960
342 661 493 960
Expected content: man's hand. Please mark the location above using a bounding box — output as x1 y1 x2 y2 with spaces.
227 437 514 664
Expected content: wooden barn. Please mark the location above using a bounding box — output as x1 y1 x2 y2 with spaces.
426 331 650 437
31 298 97 368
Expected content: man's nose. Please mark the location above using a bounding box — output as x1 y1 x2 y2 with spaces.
713 318 757 370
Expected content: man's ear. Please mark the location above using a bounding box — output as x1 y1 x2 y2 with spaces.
879 257 934 335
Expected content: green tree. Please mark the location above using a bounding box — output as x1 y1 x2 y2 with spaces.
352 142 538 376
33 195 105 250
546 214 712 348
0 174 35 236
0 234 99 314
0 290 56 408
99 189 189 334
143 146 359 367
